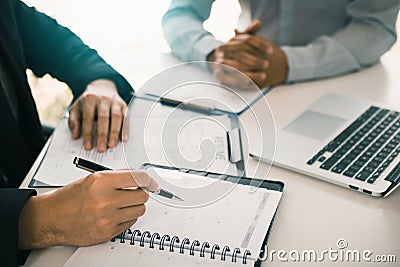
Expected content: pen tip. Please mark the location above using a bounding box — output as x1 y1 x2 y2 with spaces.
174 196 184 201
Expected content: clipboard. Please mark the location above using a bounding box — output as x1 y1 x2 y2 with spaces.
140 163 284 192
136 61 272 116
127 96 248 178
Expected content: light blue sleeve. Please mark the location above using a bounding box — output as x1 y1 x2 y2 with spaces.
282 0 400 83
162 0 223 62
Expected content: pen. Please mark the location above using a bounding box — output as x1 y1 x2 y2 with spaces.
73 157 183 201
160 96 215 114
145 93 220 115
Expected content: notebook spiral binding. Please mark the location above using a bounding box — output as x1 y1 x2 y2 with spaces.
111 229 252 264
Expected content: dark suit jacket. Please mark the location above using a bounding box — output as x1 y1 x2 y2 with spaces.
0 0 133 265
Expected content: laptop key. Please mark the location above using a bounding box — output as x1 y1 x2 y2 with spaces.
372 156 385 164
325 141 341 152
306 154 320 165
377 151 389 158
367 172 380 183
382 161 390 168
348 165 362 172
331 163 347 174
337 147 350 155
307 158 316 165
377 167 385 173
345 153 358 160
386 143 397 150
355 171 371 181
390 139 400 146
366 148 379 155
340 158 353 165
363 166 375 173
355 144 367 151
386 156 395 163
320 157 340 170
382 146 394 153
353 160 366 167
359 155 370 162
343 169 356 177
367 161 379 168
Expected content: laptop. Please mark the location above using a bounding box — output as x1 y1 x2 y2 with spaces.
249 93 400 197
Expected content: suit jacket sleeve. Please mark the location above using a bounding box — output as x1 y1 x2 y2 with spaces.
15 1 133 103
0 189 36 266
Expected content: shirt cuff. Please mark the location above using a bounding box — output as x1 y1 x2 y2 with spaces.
281 36 362 83
281 46 315 83
190 34 223 62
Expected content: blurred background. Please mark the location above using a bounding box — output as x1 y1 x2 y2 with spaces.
22 0 400 126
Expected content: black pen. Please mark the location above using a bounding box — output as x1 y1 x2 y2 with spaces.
160 96 215 113
73 157 183 201
144 93 220 115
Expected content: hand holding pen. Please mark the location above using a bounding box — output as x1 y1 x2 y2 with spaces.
73 157 183 201
20 162 157 248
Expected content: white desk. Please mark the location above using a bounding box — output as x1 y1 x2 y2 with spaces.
21 51 400 266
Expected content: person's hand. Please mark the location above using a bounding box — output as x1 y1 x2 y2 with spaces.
18 170 158 249
208 20 288 88
68 79 129 153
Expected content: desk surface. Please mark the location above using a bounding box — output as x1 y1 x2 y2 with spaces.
21 51 400 266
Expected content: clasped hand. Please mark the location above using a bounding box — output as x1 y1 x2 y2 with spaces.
209 20 288 89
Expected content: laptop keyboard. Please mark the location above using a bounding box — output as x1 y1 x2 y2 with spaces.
307 106 400 184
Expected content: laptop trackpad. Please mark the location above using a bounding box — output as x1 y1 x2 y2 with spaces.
284 110 346 141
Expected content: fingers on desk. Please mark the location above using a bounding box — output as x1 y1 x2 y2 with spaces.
68 105 82 139
81 94 97 150
108 101 123 147
96 98 112 152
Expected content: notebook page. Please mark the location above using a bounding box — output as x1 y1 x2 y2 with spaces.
126 166 282 258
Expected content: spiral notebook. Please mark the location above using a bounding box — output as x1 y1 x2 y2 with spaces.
64 164 284 266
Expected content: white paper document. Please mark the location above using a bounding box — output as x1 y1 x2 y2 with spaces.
32 102 237 186
32 118 128 186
